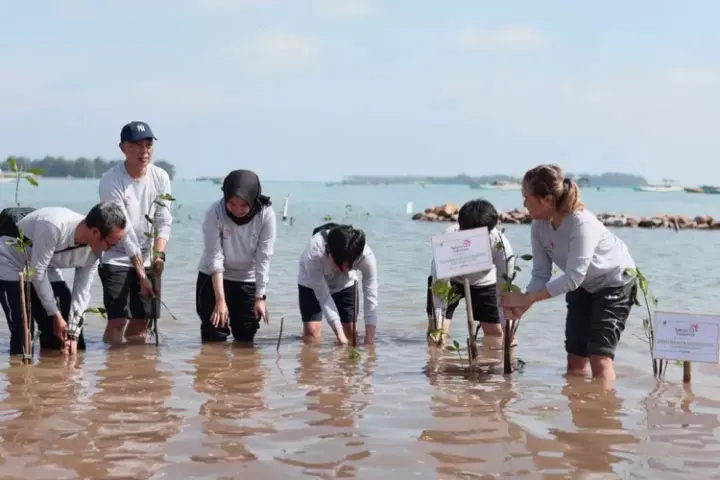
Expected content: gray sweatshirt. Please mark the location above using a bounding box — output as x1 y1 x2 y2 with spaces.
198 199 277 297
526 208 636 297
98 163 173 267
428 225 514 324
297 232 379 330
0 207 100 331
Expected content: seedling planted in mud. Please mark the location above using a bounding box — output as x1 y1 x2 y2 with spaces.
445 339 465 368
428 279 461 346
496 228 533 374
142 193 178 344
6 157 43 207
624 267 667 378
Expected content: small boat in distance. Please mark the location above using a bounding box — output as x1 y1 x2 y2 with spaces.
633 178 683 192
0 167 14 183
470 180 522 190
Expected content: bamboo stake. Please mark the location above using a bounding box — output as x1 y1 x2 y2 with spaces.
276 317 284 352
462 278 478 362
352 280 359 347
18 272 31 364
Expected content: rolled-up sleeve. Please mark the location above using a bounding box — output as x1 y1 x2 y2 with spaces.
28 221 62 316
254 207 277 298
68 256 99 332
154 173 173 240
357 249 378 327
99 173 142 258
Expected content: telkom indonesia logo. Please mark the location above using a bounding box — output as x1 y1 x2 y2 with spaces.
463 239 471 247
690 323 699 333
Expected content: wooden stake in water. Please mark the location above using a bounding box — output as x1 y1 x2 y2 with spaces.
683 361 692 383
151 274 161 346
276 317 284 352
503 319 514 374
18 272 32 364
352 280 359 347
463 278 478 362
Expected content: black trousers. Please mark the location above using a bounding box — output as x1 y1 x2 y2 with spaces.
0 280 87 355
195 272 260 343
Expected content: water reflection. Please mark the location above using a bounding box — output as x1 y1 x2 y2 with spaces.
81 346 181 478
189 343 272 465
0 355 90 478
273 344 375 476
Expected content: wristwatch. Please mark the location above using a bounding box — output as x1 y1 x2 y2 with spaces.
256 295 267 301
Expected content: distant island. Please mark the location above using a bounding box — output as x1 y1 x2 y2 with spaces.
334 172 648 187
1 156 176 180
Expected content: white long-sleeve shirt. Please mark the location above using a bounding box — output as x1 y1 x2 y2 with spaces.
198 200 277 297
297 232 379 330
428 224 514 324
98 163 172 267
0 207 100 331
526 209 636 297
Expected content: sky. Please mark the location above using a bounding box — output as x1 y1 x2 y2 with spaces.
1 0 718 184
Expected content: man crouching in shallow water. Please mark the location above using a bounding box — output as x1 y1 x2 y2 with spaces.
297 223 378 346
426 199 514 349
0 203 127 356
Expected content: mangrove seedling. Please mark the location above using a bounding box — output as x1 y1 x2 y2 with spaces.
428 279 462 346
496 228 533 374
6 157 43 207
445 339 465 368
624 267 666 378
142 192 177 344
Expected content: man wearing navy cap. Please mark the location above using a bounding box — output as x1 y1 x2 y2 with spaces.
98 121 173 344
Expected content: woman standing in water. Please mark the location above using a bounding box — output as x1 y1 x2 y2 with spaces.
196 169 277 343
500 164 637 381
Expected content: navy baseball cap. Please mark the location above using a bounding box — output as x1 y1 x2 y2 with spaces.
120 121 157 143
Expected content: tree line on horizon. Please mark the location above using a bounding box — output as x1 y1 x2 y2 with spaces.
341 172 648 187
1 156 176 180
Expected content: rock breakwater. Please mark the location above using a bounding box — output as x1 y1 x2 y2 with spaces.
412 203 720 230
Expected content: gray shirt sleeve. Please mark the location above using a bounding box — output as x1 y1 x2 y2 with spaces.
526 222 553 294
303 253 343 330
28 221 62 316
357 248 378 327
154 173 173 240
254 207 277 298
544 216 601 297
68 256 100 332
201 205 224 274
98 173 142 258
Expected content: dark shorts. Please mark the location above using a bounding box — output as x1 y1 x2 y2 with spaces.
564 280 637 360
425 276 501 324
98 263 154 320
196 272 260 343
298 284 357 324
0 280 86 355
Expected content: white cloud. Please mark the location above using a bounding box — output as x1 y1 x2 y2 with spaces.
243 33 316 72
455 26 546 50
310 0 374 18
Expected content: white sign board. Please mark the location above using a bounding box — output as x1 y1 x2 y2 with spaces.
652 311 720 364
430 226 493 280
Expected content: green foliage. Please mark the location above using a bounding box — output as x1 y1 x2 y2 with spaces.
349 347 361 361
624 267 665 377
144 193 176 261
2 156 176 180
428 279 461 346
496 228 533 293
323 214 332 221
445 339 465 367
84 307 107 319
6 156 43 207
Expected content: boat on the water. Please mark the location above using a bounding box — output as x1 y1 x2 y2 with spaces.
633 179 683 192
470 181 522 190
633 185 684 192
701 185 720 194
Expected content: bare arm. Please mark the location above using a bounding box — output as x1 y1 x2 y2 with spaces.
68 256 99 335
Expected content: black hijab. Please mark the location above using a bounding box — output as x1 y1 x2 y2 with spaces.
221 169 272 226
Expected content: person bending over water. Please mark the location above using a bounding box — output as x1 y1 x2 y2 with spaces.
196 169 277 343
0 203 127 355
297 223 378 346
500 164 637 381
426 199 514 347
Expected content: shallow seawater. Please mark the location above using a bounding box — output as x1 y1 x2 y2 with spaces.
2 180 720 479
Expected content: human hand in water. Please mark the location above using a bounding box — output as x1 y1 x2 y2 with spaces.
254 298 269 324
211 300 229 327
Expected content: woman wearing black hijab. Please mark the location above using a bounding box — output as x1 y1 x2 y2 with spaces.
196 169 277 343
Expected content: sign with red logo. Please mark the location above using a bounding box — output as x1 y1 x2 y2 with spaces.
653 311 720 364
430 226 492 279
